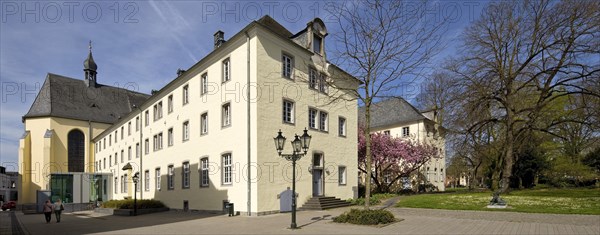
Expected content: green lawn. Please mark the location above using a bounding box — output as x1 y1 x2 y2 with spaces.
396 188 600 215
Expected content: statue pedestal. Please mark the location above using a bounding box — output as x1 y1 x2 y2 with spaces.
486 204 508 209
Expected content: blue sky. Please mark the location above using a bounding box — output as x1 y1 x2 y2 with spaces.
0 1 484 170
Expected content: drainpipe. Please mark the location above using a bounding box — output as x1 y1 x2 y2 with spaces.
88 120 92 172
133 105 143 199
245 30 251 216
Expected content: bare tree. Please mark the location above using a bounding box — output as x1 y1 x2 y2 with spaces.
327 0 446 208
448 0 600 193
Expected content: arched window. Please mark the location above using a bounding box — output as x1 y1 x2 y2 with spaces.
68 129 85 172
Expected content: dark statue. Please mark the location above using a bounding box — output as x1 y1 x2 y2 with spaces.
489 191 507 206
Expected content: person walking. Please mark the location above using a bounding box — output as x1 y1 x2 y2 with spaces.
53 199 64 223
43 200 53 223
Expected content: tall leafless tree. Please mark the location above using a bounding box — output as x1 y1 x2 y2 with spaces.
327 0 446 207
447 0 600 193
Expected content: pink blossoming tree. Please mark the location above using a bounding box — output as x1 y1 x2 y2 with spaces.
358 127 441 193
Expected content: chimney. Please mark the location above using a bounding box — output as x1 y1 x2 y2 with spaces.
214 30 225 49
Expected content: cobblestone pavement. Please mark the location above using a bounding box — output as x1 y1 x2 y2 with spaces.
10 207 600 234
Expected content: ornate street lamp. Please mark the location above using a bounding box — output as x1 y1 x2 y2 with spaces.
132 172 139 216
273 128 311 229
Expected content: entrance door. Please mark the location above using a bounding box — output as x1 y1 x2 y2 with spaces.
312 169 323 196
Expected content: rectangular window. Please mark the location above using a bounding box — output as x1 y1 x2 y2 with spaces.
114 177 118 194
155 168 161 190
128 146 132 161
183 121 190 141
384 130 391 136
136 143 140 158
222 59 230 82
222 103 231 127
339 166 347 185
145 170 150 192
201 157 209 187
168 165 174 190
319 111 328 131
109 155 112 167
282 54 293 79
124 174 128 193
136 117 140 131
103 138 106 149
283 100 294 124
402 127 410 137
201 113 208 135
128 122 131 136
313 34 322 54
168 95 173 113
319 74 328 93
121 127 124 139
182 162 190 189
183 85 189 105
145 138 149 154
115 131 118 143
309 68 318 89
339 117 346 136
168 128 174 146
109 134 112 146
103 158 106 169
201 73 208 95
154 101 163 121
145 111 149 126
222 153 232 185
153 133 163 151
308 108 318 129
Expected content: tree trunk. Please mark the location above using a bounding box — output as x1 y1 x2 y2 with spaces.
364 104 372 209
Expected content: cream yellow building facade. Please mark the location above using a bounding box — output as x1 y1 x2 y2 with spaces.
90 16 359 215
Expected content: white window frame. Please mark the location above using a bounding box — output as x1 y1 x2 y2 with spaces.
168 128 174 146
222 153 232 185
282 53 294 79
168 165 174 190
402 126 410 137
319 111 328 131
339 117 346 137
144 111 149 126
155 168 161 190
309 68 318 89
283 100 295 124
182 162 190 189
144 170 150 192
308 108 318 129
183 121 190 141
222 103 231 127
201 112 208 135
183 84 189 105
338 166 347 185
201 73 208 95
222 58 230 83
200 157 209 187
168 94 173 113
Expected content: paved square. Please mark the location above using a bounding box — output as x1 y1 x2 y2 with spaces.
4 206 599 234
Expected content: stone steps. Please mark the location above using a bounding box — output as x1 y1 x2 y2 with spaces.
299 196 351 210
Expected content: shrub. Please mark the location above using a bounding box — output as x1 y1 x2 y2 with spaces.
333 209 396 225
101 199 165 209
347 193 396 206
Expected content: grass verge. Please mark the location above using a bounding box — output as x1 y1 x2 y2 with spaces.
396 188 600 215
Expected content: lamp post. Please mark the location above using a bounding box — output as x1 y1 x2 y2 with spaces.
132 172 139 216
273 128 311 229
132 104 143 200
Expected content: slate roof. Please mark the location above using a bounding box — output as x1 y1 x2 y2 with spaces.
256 15 293 38
23 73 150 124
358 98 428 128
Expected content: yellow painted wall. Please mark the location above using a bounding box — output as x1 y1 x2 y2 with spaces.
19 117 110 203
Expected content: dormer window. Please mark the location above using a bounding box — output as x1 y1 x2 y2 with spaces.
313 34 322 54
